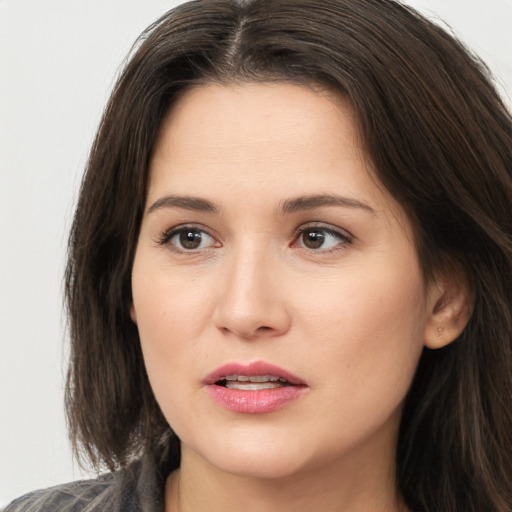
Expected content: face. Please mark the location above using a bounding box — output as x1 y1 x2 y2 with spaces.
131 83 437 480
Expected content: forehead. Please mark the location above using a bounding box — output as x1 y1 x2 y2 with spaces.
147 82 401 221
154 83 359 159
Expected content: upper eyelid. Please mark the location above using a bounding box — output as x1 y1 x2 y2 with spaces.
157 223 218 245
163 223 215 236
294 222 354 240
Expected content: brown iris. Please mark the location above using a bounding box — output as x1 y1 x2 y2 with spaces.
301 229 325 249
180 230 203 249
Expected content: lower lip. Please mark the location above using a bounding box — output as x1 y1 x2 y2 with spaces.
206 384 306 413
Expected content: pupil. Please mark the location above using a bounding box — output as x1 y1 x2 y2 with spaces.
180 230 201 249
303 230 324 249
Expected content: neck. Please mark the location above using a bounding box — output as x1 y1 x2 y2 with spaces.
165 443 407 512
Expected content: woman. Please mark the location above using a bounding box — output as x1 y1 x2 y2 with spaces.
5 0 512 511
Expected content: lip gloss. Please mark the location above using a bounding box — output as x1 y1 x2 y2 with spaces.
206 384 305 413
204 361 307 414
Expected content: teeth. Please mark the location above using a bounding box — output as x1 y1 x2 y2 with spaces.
219 374 292 389
225 381 285 390
249 375 273 383
223 374 288 383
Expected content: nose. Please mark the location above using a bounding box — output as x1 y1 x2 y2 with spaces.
212 247 291 340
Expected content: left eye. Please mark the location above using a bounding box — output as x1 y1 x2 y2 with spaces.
161 227 217 251
295 227 350 251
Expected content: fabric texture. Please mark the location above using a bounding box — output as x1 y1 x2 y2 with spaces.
2 448 176 512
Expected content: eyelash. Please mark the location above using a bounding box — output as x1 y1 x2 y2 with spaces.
156 223 354 254
156 224 219 253
291 223 353 253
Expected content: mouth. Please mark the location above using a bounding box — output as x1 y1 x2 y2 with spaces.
216 374 293 390
204 361 307 413
204 361 306 388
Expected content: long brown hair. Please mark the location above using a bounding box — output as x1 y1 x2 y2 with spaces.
65 1 512 510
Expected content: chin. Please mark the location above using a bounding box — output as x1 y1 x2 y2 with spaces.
210 452 310 480
182 428 316 480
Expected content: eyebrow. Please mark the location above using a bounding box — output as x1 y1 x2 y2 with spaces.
281 194 375 215
147 195 218 214
147 193 375 216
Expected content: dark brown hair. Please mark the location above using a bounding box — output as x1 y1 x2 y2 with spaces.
65 1 512 510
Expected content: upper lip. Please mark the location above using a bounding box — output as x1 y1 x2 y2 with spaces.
204 361 307 386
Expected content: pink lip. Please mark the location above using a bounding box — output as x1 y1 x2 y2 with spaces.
204 361 308 414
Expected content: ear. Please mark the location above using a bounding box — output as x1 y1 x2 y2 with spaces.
424 267 473 349
129 303 137 324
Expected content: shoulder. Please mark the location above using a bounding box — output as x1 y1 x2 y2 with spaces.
3 446 176 512
2 475 115 512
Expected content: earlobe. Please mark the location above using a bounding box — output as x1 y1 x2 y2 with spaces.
130 303 137 324
424 271 473 349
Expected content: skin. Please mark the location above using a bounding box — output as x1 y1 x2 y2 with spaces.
130 83 469 512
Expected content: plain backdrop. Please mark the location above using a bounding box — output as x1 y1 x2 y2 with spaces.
0 0 511 506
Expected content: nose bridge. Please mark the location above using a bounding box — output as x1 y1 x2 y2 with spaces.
213 238 290 339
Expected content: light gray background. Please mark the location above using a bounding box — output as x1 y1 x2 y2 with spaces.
1 0 511 506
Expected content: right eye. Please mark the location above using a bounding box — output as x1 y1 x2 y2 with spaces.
158 226 219 252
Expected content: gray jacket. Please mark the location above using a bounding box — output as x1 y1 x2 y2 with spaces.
2 450 174 512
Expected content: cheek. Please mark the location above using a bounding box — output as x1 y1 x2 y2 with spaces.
297 258 427 406
131 268 217 439
130 258 216 389
132 260 214 339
